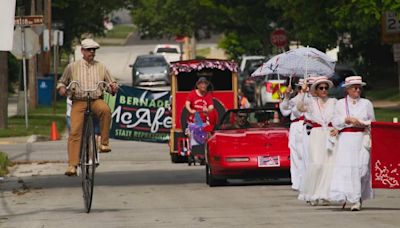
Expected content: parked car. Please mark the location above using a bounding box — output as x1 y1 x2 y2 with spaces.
153 44 181 63
257 74 287 107
205 108 290 186
129 54 170 86
238 55 266 85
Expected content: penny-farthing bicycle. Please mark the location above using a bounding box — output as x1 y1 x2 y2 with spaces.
67 80 109 213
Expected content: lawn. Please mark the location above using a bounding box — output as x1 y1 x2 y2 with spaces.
196 48 211 59
374 107 400 122
103 24 135 39
366 87 400 102
0 100 67 138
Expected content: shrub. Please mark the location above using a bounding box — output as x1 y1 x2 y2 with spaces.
0 152 12 176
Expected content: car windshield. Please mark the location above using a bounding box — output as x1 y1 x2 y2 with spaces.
155 47 179 53
217 109 289 130
135 56 168 67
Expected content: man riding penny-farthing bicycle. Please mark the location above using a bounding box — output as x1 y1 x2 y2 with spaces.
57 38 118 176
57 38 118 213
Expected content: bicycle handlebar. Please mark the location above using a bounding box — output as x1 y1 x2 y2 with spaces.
66 81 109 92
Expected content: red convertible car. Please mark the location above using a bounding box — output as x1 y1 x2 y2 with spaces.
205 108 290 186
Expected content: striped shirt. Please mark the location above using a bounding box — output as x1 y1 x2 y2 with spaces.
57 59 115 100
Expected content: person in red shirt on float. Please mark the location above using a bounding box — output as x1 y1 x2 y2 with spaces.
185 77 214 124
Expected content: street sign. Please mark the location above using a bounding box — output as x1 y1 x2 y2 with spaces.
0 0 16 51
10 27 40 60
175 36 185 43
15 15 44 26
381 12 400 44
271 28 288 48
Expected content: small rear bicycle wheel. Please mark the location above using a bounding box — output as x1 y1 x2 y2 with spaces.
80 115 97 213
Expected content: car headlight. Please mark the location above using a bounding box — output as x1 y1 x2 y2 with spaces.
163 69 168 74
135 71 140 76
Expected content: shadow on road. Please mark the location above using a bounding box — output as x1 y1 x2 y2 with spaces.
2 168 292 192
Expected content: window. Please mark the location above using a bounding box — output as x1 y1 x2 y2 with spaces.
177 69 233 91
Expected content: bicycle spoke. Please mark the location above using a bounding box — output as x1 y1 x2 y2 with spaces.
80 115 97 213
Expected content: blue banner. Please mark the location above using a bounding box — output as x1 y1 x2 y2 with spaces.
110 86 172 143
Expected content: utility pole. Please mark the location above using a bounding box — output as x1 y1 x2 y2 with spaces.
28 0 37 109
0 52 8 129
43 0 51 75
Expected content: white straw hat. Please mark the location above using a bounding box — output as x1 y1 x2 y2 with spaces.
310 76 333 92
306 75 318 85
341 76 366 88
296 78 305 86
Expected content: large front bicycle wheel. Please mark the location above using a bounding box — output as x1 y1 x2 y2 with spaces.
80 115 97 213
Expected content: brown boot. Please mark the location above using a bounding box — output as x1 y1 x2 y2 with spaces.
100 144 112 153
64 165 77 176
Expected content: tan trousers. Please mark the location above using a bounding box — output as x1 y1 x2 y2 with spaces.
68 99 111 166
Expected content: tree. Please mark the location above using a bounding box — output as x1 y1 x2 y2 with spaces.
130 0 285 59
53 0 129 51
0 52 8 129
269 0 400 87
130 0 219 39
211 1 286 59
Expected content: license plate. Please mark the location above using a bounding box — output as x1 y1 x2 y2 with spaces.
258 156 280 167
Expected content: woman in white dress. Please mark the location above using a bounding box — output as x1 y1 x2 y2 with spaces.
329 76 375 211
299 76 317 180
280 79 306 191
297 76 338 205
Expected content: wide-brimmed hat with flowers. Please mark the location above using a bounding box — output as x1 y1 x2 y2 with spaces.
341 76 367 88
306 75 318 85
310 76 334 93
295 78 305 86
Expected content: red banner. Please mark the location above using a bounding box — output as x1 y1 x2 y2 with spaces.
371 122 400 189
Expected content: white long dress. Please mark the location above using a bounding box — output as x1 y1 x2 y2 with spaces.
280 94 305 190
298 96 337 201
297 93 315 191
329 96 375 203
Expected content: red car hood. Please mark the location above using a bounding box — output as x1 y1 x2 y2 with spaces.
209 127 289 156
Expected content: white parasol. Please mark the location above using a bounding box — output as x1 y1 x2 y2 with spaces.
251 47 336 78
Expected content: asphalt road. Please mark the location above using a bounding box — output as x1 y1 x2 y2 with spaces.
1 139 400 228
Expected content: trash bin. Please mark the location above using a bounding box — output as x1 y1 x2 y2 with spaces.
37 77 54 106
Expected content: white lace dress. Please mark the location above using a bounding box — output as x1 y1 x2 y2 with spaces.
298 97 337 201
280 94 305 190
329 96 375 203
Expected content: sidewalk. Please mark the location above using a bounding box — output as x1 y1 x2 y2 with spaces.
372 100 400 109
8 94 17 117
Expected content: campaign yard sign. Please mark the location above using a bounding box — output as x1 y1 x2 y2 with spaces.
110 86 172 143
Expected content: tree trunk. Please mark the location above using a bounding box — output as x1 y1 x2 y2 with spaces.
0 51 9 129
29 0 37 109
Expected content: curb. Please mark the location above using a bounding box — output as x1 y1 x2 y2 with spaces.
0 135 50 145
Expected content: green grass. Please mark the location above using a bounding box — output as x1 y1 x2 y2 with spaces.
196 48 211 59
0 100 67 138
366 87 400 102
0 152 12 176
103 24 135 39
375 108 400 122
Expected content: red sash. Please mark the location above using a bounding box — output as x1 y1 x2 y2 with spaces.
339 127 365 133
292 116 305 123
304 120 332 128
